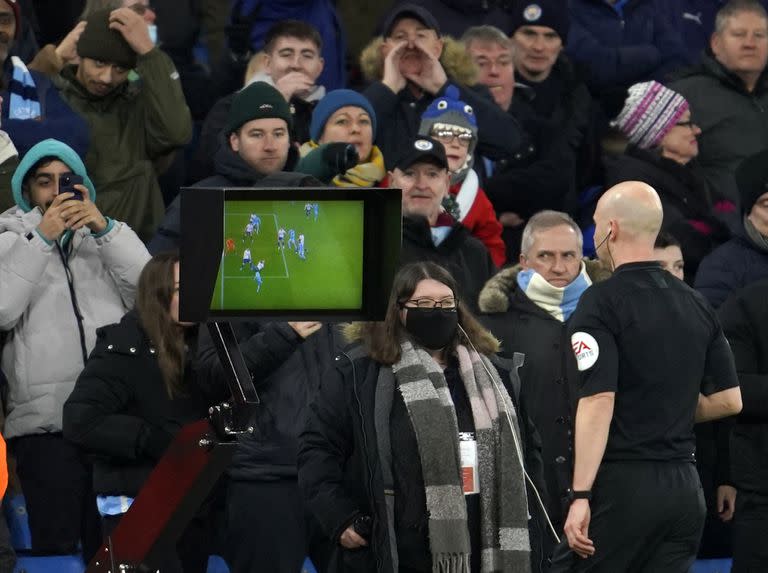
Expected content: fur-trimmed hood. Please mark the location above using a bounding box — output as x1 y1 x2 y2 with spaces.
359 36 477 87
478 259 612 314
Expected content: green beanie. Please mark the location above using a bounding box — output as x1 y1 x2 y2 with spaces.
226 81 293 135
76 8 138 70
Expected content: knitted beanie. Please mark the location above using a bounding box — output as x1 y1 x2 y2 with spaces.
418 84 478 180
2 0 21 38
612 81 690 149
310 89 377 143
76 9 137 70
736 149 768 214
510 1 570 41
226 81 293 135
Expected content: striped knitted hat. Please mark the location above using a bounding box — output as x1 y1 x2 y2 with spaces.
612 81 689 149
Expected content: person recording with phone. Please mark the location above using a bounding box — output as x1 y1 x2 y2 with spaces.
0 138 149 559
298 261 547 573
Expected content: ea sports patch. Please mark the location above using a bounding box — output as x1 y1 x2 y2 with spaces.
571 332 599 371
414 139 434 151
523 4 543 22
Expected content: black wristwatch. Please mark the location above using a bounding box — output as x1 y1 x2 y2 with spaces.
566 488 592 502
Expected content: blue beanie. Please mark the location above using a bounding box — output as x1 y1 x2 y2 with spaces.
310 90 377 143
12 139 96 212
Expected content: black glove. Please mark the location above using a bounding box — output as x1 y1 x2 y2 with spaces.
321 143 359 175
226 0 260 58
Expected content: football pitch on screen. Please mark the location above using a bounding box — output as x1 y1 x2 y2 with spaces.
211 200 365 311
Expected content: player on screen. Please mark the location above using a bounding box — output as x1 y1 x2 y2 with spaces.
305 203 312 218
298 233 306 260
256 259 265 272
313 203 319 221
253 269 263 292
244 222 254 242
241 248 253 271
277 227 286 250
225 238 236 255
249 213 261 234
288 228 297 251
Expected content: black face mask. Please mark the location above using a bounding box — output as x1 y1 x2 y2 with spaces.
404 307 459 350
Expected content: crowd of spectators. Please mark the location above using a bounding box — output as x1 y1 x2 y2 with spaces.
1 0 768 571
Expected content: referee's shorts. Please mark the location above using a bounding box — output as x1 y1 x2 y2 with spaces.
549 460 706 573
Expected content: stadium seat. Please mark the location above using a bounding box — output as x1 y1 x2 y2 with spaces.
207 555 230 573
14 554 85 573
691 559 732 573
3 494 31 551
302 557 318 573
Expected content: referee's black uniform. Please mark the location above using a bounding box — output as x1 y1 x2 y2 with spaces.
550 261 740 573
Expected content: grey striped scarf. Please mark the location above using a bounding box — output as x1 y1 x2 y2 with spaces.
391 341 531 573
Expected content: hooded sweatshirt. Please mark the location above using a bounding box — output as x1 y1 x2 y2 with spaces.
0 139 150 439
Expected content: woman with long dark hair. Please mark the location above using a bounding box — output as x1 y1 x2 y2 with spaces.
298 261 546 573
62 252 226 572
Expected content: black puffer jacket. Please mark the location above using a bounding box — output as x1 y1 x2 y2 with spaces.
62 311 299 495
401 215 496 312
298 347 550 573
477 261 611 532
718 279 768 496
196 322 346 481
148 143 318 254
605 146 730 282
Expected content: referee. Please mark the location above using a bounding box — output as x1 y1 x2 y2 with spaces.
550 181 743 572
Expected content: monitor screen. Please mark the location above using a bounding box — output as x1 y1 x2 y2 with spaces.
179 187 402 322
212 199 364 311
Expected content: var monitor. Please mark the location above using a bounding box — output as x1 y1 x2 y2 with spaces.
179 187 402 322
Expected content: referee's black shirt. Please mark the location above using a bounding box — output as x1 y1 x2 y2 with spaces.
568 261 739 462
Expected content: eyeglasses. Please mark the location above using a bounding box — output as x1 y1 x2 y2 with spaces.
431 131 473 148
400 297 458 310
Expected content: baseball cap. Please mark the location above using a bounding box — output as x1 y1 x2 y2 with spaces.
382 3 441 38
392 136 448 171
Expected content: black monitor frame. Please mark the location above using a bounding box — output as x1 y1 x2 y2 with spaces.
179 186 402 322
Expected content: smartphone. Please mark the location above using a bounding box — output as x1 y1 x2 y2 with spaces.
59 173 84 200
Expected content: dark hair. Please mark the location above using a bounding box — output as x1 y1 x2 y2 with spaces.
654 231 682 250
22 155 70 206
135 252 187 398
264 20 323 54
345 261 499 364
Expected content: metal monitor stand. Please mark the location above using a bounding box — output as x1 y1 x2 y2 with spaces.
86 322 259 573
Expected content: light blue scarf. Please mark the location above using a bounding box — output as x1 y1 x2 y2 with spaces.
517 262 592 322
9 56 41 120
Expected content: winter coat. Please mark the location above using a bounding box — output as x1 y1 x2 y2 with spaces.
147 143 318 254
567 0 689 111
359 36 522 169
477 260 611 531
694 231 768 309
482 57 596 223
0 61 89 212
381 0 517 38
448 172 506 267
400 215 496 312
62 311 230 496
669 53 768 224
0 208 150 439
298 345 549 573
54 49 193 242
605 146 729 281
718 278 768 496
196 322 345 481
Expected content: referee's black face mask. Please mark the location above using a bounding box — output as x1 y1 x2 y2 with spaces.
404 308 459 350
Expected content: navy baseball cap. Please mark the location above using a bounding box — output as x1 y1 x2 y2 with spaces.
382 3 441 38
392 136 448 171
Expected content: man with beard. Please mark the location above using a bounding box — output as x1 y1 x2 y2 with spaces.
361 3 523 169
54 7 192 241
0 0 89 212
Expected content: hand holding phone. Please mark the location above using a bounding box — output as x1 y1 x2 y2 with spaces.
59 173 84 200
